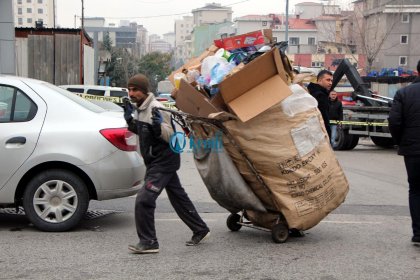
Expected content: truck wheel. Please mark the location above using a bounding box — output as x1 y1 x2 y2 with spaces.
335 129 359 150
22 169 89 232
346 135 359 150
370 136 395 148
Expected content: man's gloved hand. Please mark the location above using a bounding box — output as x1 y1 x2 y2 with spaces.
123 97 134 123
151 107 163 137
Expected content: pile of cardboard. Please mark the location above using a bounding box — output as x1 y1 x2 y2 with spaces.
170 31 349 231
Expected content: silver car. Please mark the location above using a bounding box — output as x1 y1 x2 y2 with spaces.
0 76 145 231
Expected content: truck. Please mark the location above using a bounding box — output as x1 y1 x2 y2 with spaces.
331 59 398 150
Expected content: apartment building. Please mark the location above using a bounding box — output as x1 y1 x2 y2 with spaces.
13 0 55 28
358 0 420 70
174 16 193 65
191 3 232 26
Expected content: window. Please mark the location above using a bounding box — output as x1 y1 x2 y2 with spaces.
110 90 128 98
308 37 315 45
401 14 409 23
337 47 342 53
401 35 408 44
17 0 22 4
289 37 300 45
38 8 43 14
18 18 23 25
86 89 105 96
27 8 32 13
27 18 32 23
399 56 407 66
38 0 42 3
262 21 267 26
311 62 324 67
0 86 37 123
26 0 31 2
66 88 84 93
18 7 22 14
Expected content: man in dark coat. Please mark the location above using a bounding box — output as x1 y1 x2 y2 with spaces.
124 74 210 254
329 90 343 149
307 70 333 139
388 60 420 245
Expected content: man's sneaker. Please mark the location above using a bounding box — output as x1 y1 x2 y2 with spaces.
186 230 210 246
412 236 420 245
128 243 159 254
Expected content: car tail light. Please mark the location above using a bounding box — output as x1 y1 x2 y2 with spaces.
100 128 137 151
157 97 168 102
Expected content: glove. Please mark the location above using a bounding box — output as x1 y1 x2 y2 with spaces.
123 97 134 123
151 108 163 137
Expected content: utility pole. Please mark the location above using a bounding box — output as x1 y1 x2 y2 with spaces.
81 0 84 30
285 0 289 42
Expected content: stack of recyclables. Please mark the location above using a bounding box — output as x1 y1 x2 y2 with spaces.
191 85 349 231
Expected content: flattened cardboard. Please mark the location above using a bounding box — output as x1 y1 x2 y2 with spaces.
175 79 220 117
219 48 292 122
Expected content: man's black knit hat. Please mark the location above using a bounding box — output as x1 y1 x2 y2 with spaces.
128 74 150 94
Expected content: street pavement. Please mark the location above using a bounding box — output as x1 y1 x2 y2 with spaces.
0 138 419 280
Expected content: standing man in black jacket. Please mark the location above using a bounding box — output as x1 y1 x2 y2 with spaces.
329 90 343 149
124 74 210 254
388 60 420 245
307 70 333 139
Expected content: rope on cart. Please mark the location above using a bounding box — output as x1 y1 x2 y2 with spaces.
154 107 282 212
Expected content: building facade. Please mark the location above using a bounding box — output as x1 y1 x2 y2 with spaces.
13 0 55 28
191 3 232 26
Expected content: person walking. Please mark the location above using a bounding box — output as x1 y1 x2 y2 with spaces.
328 90 343 149
388 60 420 245
123 74 210 254
307 70 334 139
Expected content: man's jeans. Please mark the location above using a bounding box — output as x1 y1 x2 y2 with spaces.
330 124 338 148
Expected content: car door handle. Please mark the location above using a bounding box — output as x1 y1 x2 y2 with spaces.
6 136 26 144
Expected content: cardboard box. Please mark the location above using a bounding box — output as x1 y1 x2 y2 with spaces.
175 79 224 117
218 48 292 122
214 29 272 51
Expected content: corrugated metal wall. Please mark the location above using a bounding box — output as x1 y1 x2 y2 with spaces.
28 35 54 83
26 34 80 85
54 34 80 85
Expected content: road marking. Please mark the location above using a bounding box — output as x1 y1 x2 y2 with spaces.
321 220 382 224
156 218 217 222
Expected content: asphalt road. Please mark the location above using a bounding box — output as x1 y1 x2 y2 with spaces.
1 138 419 280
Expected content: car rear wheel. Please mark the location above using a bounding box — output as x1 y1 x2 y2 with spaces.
23 169 89 232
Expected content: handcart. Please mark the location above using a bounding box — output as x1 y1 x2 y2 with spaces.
154 107 304 243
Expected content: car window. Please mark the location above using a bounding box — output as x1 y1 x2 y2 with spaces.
0 85 37 123
66 88 84 93
110 90 128 98
87 89 105 96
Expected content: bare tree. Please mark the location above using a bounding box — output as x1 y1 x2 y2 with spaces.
338 0 405 72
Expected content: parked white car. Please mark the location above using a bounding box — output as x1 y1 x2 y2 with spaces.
0 76 145 231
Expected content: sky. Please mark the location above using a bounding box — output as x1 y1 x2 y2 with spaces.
56 0 353 36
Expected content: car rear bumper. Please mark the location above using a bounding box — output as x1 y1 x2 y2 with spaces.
84 150 146 200
96 181 142 200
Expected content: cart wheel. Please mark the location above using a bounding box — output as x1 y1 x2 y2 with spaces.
226 213 242 231
272 223 289 243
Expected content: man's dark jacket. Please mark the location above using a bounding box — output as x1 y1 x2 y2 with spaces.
127 94 180 172
388 77 420 156
329 98 343 121
307 82 331 137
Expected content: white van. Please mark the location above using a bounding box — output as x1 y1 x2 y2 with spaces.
59 85 129 105
59 85 129 98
